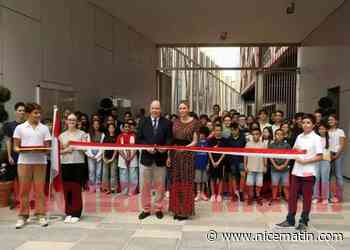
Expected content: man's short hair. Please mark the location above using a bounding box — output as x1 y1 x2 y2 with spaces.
258 109 268 115
14 102 25 111
25 103 41 113
295 112 304 119
251 128 261 134
230 122 240 130
199 114 209 121
199 126 210 137
302 114 316 124
275 110 284 116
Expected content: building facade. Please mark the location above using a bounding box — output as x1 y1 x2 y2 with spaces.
159 47 242 115
240 46 298 118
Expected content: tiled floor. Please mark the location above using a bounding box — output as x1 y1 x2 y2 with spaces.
0 181 349 250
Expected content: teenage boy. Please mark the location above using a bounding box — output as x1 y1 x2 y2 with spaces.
276 114 323 231
226 123 246 201
244 128 267 206
272 110 284 135
268 129 291 205
208 124 226 202
258 109 271 131
194 126 210 202
13 103 51 229
3 102 26 208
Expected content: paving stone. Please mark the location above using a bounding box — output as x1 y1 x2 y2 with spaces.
82 229 135 244
71 242 123 250
16 241 75 250
179 231 228 249
0 240 27 250
279 242 332 250
124 238 178 250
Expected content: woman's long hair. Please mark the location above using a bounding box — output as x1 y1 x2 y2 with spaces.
317 122 330 149
89 120 102 137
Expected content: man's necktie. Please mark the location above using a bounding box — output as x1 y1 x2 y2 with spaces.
152 118 158 135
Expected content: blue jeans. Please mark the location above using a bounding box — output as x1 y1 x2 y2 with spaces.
119 167 138 195
333 155 344 200
313 160 331 200
88 158 102 187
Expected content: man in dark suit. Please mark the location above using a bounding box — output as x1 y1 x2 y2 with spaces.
136 100 172 220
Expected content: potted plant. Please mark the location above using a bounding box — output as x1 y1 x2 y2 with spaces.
0 86 14 207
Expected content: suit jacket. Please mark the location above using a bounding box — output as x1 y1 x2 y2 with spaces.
136 116 173 167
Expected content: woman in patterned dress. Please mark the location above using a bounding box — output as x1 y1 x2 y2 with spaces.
169 100 200 220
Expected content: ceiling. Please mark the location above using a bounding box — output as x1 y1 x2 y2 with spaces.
92 0 345 45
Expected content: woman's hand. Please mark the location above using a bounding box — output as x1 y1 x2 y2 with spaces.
166 157 171 168
332 153 340 161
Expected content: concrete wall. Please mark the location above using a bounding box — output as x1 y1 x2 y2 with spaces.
299 1 350 177
0 0 157 119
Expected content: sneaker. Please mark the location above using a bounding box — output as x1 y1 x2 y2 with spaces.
247 197 253 206
321 200 329 205
165 191 170 198
155 211 164 219
216 195 223 203
64 215 72 223
39 217 48 227
15 219 25 229
210 195 216 202
195 193 201 202
70 217 80 224
296 222 308 231
138 211 151 220
331 197 340 203
256 197 263 206
239 191 245 202
312 198 319 204
201 192 209 201
275 220 295 228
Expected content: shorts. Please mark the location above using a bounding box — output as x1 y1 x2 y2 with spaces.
209 164 224 181
271 171 289 187
246 172 263 187
230 162 244 175
195 169 208 184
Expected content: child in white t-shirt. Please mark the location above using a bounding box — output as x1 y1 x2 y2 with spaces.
276 114 323 231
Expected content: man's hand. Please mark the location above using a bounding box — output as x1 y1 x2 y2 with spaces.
295 158 306 165
66 146 73 153
157 148 167 153
147 148 156 154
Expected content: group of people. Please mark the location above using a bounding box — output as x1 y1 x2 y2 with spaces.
2 100 347 231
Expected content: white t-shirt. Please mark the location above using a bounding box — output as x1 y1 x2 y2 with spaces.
118 134 138 168
59 130 87 164
328 128 346 153
272 124 281 136
292 131 323 177
259 122 272 131
13 121 51 165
